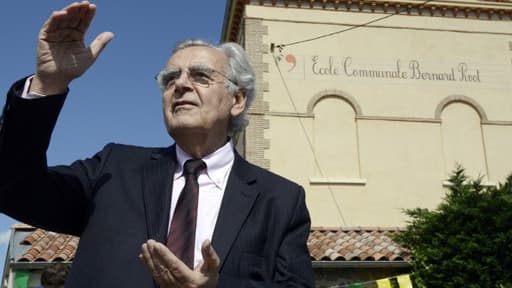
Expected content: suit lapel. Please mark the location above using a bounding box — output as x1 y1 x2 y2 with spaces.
212 153 259 270
141 145 177 243
141 146 260 268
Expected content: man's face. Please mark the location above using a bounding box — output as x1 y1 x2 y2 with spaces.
161 46 244 139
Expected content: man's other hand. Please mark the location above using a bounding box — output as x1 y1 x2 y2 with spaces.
140 239 220 288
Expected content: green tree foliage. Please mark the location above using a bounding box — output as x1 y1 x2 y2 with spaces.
394 167 512 288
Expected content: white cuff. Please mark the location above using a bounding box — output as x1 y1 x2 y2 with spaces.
21 76 47 99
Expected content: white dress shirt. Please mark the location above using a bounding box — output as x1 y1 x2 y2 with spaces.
171 142 234 268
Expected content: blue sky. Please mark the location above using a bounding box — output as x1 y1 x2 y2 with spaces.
0 0 227 268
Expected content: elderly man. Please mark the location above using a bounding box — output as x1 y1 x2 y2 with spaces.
0 2 314 287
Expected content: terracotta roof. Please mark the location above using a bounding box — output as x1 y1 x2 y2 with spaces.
14 226 411 263
308 227 412 261
17 229 79 262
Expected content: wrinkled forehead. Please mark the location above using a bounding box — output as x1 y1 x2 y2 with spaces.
165 46 228 71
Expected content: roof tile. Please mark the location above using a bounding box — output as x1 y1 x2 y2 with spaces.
308 227 411 261
17 229 79 262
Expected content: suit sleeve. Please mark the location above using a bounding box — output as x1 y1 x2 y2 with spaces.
273 186 315 287
0 78 108 236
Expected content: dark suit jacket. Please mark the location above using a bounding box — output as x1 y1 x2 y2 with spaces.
0 78 315 287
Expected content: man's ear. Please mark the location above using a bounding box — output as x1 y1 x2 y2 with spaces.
231 89 247 117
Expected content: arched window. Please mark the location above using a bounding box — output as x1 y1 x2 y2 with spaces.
310 92 362 181
438 96 488 180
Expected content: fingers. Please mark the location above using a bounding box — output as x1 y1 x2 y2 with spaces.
89 32 114 60
78 3 96 33
42 2 96 36
42 10 67 34
199 240 220 274
140 242 156 272
151 241 193 282
67 2 91 30
38 1 100 44
140 240 176 286
58 2 85 30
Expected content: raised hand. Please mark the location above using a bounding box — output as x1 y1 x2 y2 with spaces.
140 239 220 288
31 1 114 95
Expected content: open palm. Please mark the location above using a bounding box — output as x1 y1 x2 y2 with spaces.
33 2 113 95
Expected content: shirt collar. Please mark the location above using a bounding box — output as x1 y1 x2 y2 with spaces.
174 141 235 188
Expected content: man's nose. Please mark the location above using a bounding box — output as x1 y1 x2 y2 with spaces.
174 70 193 88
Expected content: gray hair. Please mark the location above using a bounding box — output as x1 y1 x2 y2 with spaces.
172 39 256 136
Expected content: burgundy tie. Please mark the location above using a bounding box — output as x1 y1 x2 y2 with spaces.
167 159 206 269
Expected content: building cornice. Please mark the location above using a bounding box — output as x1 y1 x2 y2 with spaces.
222 0 512 42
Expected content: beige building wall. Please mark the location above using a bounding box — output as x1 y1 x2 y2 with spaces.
227 1 512 227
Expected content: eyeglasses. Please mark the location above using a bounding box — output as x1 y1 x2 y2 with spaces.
156 64 237 90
